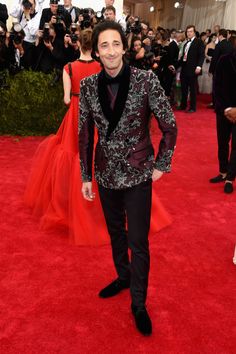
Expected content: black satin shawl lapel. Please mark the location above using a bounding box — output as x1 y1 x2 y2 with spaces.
98 65 131 140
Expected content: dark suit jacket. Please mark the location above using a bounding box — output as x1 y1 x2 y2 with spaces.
0 3 8 26
209 39 233 74
79 65 177 189
167 40 179 68
179 38 205 76
215 50 236 114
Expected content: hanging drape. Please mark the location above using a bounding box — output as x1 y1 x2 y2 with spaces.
181 0 225 32
223 0 236 29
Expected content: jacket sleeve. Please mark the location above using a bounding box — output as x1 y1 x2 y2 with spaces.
148 72 177 172
209 42 220 74
78 79 95 182
197 40 205 68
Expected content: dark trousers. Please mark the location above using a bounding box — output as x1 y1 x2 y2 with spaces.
216 112 236 181
161 69 175 98
22 41 36 70
180 73 197 110
98 180 152 307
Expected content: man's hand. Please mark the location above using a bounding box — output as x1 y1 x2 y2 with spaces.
152 169 163 182
44 40 53 51
224 107 236 123
195 67 201 75
81 182 95 201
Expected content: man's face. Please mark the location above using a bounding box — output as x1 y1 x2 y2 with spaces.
214 25 220 34
187 27 195 39
50 4 58 14
63 0 71 7
104 10 116 21
96 29 125 73
171 31 176 39
105 0 114 6
176 33 183 43
147 30 154 40
133 40 142 52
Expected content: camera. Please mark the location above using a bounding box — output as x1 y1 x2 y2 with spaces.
9 23 24 45
69 23 78 44
22 0 32 10
94 11 104 23
55 5 65 24
130 17 142 35
79 8 91 30
42 22 53 43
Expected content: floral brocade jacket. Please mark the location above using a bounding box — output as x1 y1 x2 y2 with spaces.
79 65 177 190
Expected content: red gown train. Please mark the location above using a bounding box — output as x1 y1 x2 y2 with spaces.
24 59 172 246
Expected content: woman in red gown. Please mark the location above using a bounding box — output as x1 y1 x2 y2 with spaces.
24 29 172 246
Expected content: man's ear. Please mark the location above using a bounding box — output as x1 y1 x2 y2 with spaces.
95 51 100 58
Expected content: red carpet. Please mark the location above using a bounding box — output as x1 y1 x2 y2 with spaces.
0 95 235 353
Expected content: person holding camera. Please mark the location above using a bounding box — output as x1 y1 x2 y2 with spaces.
0 20 25 78
63 22 80 62
0 21 12 87
39 0 71 39
34 21 65 76
126 35 154 71
24 29 110 246
10 0 44 69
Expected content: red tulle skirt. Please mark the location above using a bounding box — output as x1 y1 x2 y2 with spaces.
24 96 172 246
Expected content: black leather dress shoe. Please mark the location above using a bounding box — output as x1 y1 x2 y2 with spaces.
224 182 233 194
186 109 196 113
131 304 152 336
209 174 226 183
99 278 130 298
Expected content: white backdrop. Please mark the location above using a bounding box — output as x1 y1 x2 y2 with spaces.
4 0 124 13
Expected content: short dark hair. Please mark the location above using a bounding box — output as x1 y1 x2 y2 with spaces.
105 5 116 15
219 29 227 38
186 25 196 33
92 21 128 53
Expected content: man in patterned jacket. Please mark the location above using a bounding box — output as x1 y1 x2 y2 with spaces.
79 21 177 336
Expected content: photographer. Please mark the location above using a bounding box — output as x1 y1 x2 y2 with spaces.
126 35 154 71
63 22 80 62
0 21 25 83
0 21 11 87
78 8 93 31
39 0 71 38
0 3 8 26
34 22 65 77
10 0 44 69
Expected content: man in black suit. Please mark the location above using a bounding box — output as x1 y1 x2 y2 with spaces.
79 21 177 336
178 25 205 113
163 31 180 100
208 29 233 109
209 36 236 193
209 29 233 75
